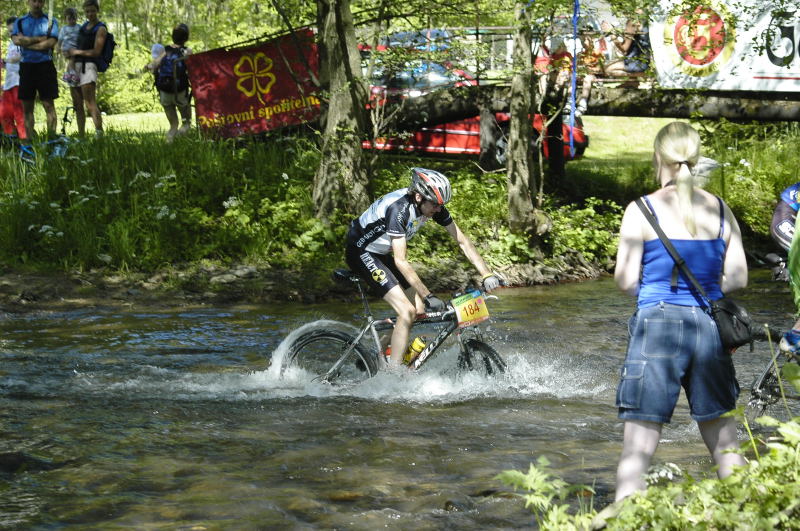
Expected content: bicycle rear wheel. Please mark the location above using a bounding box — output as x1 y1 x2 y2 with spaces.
459 339 506 376
281 326 377 385
745 349 800 427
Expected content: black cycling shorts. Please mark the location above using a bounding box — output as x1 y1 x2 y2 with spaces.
19 61 59 101
771 200 796 252
345 244 410 297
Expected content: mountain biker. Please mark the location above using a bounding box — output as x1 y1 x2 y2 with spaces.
345 167 503 369
770 182 800 355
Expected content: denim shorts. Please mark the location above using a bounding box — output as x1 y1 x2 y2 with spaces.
616 302 739 423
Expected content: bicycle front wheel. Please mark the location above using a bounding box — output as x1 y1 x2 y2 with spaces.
459 339 506 376
281 326 377 385
745 350 800 427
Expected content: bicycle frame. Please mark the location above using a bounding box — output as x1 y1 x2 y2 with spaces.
320 270 489 381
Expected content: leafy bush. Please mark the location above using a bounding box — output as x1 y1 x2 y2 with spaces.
97 44 161 114
544 197 623 263
696 120 800 239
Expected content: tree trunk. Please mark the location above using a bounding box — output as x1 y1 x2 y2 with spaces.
478 101 501 170
506 3 537 235
312 0 370 221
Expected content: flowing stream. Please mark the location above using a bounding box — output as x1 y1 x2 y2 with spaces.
0 270 792 528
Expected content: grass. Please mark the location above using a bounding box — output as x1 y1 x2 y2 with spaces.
27 104 170 137
553 116 678 205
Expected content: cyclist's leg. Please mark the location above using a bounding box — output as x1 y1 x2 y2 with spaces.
380 254 425 314
384 286 416 367
345 247 413 368
615 419 662 501
697 416 745 478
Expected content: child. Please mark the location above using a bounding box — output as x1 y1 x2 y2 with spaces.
57 7 80 84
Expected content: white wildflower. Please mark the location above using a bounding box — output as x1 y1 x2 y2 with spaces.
739 158 751 167
223 196 241 209
282 173 289 180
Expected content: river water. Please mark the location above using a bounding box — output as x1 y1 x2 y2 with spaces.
0 270 793 529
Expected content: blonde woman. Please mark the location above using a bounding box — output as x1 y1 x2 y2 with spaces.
613 122 747 501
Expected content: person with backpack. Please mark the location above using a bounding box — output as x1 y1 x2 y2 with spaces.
65 0 110 137
10 0 60 141
146 23 191 142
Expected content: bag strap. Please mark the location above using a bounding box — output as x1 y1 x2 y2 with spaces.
634 197 712 307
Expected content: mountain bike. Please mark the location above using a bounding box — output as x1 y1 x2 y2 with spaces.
745 341 800 426
742 252 800 425
276 269 506 385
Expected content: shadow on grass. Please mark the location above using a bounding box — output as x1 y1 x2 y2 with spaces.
546 156 654 206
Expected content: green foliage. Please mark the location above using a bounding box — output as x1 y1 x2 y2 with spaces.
98 44 161 114
496 456 596 529
498 379 800 530
694 120 800 238
0 132 334 270
544 197 623 263
499 419 800 529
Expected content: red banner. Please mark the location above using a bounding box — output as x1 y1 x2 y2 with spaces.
185 29 321 137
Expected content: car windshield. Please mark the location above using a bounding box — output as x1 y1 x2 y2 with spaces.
380 63 462 90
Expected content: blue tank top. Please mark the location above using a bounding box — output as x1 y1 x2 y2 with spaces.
637 197 726 309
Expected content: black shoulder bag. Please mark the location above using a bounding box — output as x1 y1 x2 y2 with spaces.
635 198 754 352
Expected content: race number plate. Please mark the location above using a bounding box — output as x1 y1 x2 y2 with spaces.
452 290 489 328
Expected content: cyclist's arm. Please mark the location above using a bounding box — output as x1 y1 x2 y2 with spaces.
721 202 747 293
614 201 645 296
390 235 431 298
444 221 492 278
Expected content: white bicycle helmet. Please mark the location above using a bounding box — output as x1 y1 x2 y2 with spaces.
410 167 452 205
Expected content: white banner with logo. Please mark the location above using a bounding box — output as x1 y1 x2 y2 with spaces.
650 1 800 92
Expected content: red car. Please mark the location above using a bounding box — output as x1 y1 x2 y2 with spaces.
365 112 588 164
363 61 588 164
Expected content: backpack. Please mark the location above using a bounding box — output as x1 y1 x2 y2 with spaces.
155 46 189 93
78 21 116 72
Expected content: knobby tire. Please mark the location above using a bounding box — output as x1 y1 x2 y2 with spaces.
281 326 377 384
460 339 506 376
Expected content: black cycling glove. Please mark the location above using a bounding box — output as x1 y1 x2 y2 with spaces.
424 293 447 313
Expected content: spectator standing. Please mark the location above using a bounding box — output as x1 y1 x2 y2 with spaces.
11 0 60 141
613 122 747 501
146 23 192 142
57 7 80 85
66 0 106 137
1 17 26 140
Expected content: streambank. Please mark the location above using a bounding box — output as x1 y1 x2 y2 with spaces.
0 253 608 313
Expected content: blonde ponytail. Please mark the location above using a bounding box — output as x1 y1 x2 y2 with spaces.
676 161 696 235
654 122 701 236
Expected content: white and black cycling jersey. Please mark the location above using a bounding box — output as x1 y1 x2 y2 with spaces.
347 188 453 255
